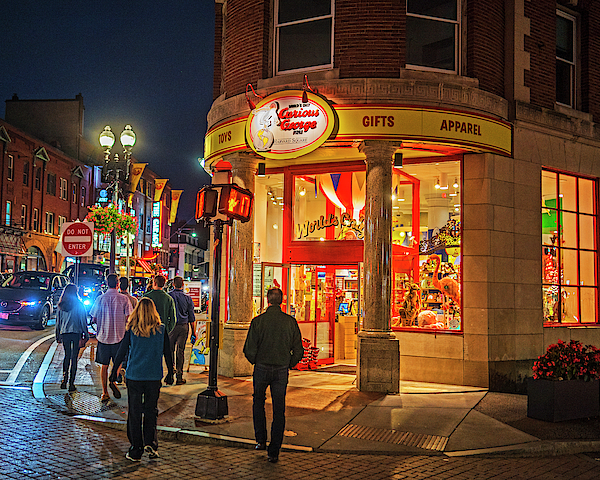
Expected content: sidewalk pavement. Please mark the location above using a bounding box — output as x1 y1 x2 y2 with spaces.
41 339 600 458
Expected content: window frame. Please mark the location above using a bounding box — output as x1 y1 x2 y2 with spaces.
33 208 39 232
20 205 27 228
405 0 460 74
46 172 56 196
59 178 68 200
80 186 86 207
45 211 55 235
23 162 29 186
7 154 13 181
556 8 578 109
542 168 599 325
274 0 335 76
5 201 11 226
35 168 41 191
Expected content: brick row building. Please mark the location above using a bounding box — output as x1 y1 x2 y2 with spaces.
0 95 174 274
203 0 600 392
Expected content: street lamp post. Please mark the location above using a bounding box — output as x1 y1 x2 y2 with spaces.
99 125 136 275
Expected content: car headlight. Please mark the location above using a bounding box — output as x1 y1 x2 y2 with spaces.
20 301 38 307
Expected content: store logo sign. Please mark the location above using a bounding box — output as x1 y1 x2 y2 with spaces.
246 90 335 160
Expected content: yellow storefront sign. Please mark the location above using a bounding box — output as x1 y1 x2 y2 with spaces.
204 101 513 162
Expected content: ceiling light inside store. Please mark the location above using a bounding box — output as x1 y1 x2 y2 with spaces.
272 224 278 229
453 178 459 188
435 178 440 189
299 187 306 196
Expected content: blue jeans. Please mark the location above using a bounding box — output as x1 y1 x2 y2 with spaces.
252 364 289 457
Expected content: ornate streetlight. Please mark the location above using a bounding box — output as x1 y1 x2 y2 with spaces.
98 125 136 274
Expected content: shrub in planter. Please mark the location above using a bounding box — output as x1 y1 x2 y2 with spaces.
527 340 600 422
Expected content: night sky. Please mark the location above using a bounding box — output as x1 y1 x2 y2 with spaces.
0 1 214 221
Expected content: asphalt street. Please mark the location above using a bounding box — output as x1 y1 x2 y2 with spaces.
2 387 600 479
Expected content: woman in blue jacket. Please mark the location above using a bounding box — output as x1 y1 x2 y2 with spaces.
55 284 89 392
110 297 174 461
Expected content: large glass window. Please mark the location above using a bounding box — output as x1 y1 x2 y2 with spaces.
275 0 333 74
406 0 459 72
556 10 576 108
542 170 597 324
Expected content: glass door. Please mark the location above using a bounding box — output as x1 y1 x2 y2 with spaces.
254 263 289 316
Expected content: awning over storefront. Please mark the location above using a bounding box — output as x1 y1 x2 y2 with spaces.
137 259 152 273
0 228 26 257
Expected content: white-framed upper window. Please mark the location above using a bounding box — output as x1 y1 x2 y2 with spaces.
406 0 459 73
33 208 39 232
45 212 54 235
556 9 577 108
20 205 27 228
275 0 334 75
7 155 13 181
60 178 68 200
58 215 66 232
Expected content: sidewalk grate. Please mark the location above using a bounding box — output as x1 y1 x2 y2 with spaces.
337 424 448 451
46 391 119 416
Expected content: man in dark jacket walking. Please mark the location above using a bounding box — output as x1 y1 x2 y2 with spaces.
243 287 303 463
168 276 196 385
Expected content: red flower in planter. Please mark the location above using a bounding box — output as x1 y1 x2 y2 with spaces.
533 339 600 381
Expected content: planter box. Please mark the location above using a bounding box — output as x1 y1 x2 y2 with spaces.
527 378 599 422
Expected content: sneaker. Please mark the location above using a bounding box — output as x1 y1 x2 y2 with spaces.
175 378 187 385
109 382 121 399
126 450 142 462
144 445 159 459
60 379 67 389
68 383 77 392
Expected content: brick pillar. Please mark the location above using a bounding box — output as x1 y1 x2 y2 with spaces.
357 140 399 393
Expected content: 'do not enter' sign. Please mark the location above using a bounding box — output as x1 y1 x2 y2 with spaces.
61 221 94 257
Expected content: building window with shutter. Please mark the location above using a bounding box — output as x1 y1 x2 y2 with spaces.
406 0 459 73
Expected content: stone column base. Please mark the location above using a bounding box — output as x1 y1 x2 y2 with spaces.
357 333 400 393
219 323 253 377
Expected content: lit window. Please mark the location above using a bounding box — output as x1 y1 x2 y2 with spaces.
542 170 597 324
5 201 11 226
556 9 577 108
81 186 86 207
275 0 333 74
406 0 459 73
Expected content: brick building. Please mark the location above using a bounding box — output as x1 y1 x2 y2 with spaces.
1 95 175 274
203 0 600 392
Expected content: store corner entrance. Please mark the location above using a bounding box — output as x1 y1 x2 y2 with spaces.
256 263 360 367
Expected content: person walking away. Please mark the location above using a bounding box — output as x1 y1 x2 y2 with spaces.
143 275 176 334
168 276 196 385
90 273 133 402
55 284 89 392
243 287 304 463
116 276 138 384
110 297 175 461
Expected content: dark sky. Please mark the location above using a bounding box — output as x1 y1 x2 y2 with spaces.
0 0 214 221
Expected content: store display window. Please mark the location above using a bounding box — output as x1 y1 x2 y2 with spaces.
542 169 598 324
391 161 462 331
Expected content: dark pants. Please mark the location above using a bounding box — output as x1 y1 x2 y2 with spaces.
61 333 81 384
169 324 188 379
252 364 289 457
126 379 161 455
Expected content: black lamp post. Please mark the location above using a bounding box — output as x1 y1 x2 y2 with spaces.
98 125 136 274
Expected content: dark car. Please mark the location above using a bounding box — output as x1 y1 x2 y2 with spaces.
0 272 69 330
63 263 108 309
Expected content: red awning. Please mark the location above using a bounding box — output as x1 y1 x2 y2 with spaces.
137 259 152 273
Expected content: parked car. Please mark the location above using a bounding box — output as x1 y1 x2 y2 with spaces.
0 271 69 330
63 263 108 309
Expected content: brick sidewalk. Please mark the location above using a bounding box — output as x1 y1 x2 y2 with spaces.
2 388 600 479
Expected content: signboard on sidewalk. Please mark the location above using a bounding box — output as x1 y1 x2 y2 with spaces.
60 221 94 257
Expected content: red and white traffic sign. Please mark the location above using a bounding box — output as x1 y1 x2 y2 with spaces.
60 221 94 257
